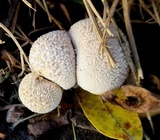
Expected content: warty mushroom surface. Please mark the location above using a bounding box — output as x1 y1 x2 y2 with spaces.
69 18 130 94
18 73 62 114
29 30 76 90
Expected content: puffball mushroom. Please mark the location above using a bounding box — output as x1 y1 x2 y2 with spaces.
69 18 130 94
19 73 62 114
29 30 76 90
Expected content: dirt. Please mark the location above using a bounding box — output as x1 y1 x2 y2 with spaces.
0 0 160 140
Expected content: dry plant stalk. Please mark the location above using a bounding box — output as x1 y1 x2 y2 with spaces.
42 0 52 23
122 0 144 85
105 0 119 27
22 0 36 11
83 0 116 67
32 0 36 29
0 23 32 76
139 0 160 25
60 3 72 24
35 0 64 30
151 0 160 25
10 2 20 33
14 26 33 47
1 49 21 72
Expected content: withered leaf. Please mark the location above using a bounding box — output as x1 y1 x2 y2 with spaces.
101 85 160 113
28 121 53 138
6 106 25 123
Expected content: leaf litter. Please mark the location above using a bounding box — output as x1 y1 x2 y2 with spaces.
77 88 143 140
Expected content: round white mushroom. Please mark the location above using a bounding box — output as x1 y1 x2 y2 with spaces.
19 73 62 114
29 30 76 90
69 18 130 94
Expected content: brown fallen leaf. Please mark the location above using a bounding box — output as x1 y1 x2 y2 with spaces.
28 121 55 138
101 85 160 113
29 110 69 127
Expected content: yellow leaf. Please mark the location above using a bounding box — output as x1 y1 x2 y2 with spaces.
77 88 143 140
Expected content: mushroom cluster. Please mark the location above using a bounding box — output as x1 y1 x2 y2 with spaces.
18 18 130 113
19 30 76 113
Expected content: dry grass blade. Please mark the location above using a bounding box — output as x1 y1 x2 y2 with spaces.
151 0 160 25
83 0 102 40
28 26 54 36
14 26 33 47
122 0 143 85
102 0 107 21
0 23 31 76
22 0 36 11
112 22 137 83
60 3 72 24
35 0 64 30
105 0 119 27
1 49 20 72
139 0 160 25
86 0 104 27
42 0 52 23
83 0 116 67
32 1 36 29
10 2 20 33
